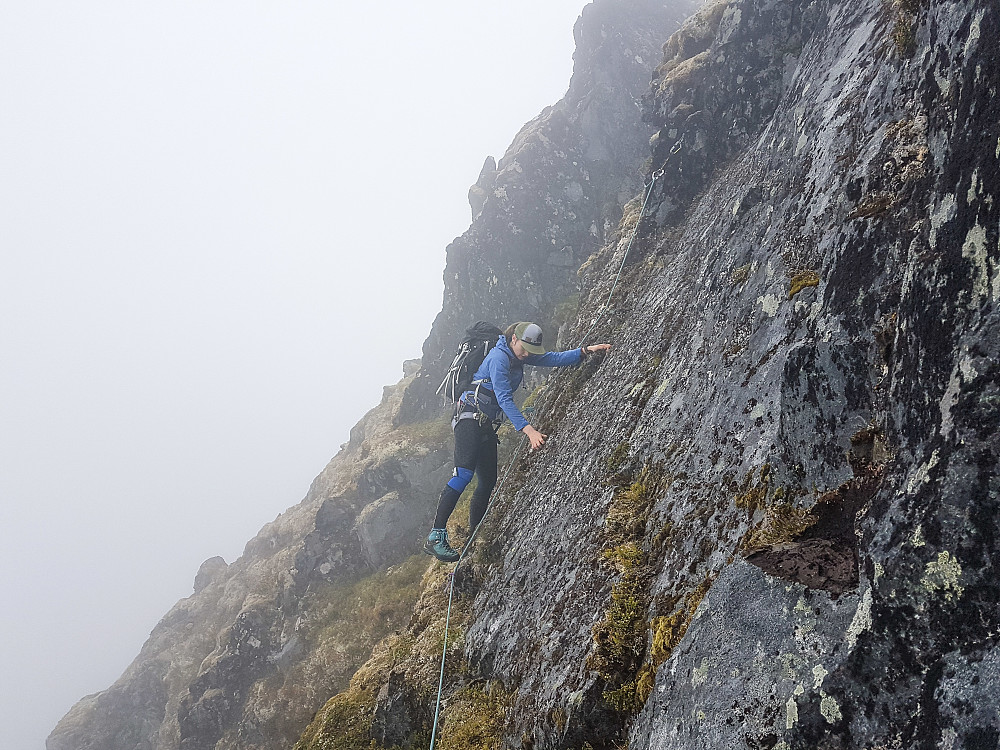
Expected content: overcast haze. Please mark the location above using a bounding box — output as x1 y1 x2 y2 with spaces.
0 2 593 747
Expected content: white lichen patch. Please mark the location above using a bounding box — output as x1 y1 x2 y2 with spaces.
758 293 780 316
967 169 981 205
962 222 992 302
692 657 712 688
812 664 829 689
929 193 957 248
964 9 984 57
785 695 799 730
940 364 962 437
846 587 873 650
906 449 941 495
921 551 964 601
910 524 927 547
820 692 842 724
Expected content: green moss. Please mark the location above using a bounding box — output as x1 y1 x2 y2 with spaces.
649 576 711 667
735 465 772 514
741 504 816 553
437 683 512 750
788 270 820 299
293 687 376 750
591 552 651 679
552 293 581 330
521 382 547 413
396 414 453 449
606 442 631 478
848 192 896 220
606 483 652 541
589 464 674 718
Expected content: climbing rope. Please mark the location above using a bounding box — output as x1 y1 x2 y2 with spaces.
580 143 679 346
428 436 527 750
427 149 678 749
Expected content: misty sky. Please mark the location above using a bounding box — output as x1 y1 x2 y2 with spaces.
0 2 597 747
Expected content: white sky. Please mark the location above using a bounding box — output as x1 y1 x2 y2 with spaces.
0 2 594 747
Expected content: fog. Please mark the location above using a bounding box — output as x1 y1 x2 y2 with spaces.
0 2 591 747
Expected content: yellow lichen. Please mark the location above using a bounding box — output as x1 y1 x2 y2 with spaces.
788 270 821 299
921 551 964 601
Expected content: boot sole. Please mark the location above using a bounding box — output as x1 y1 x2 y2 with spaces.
422 542 459 563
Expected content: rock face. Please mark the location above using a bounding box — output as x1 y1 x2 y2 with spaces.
52 0 1000 748
462 1 1000 748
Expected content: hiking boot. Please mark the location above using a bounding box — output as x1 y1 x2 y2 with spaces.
423 528 460 563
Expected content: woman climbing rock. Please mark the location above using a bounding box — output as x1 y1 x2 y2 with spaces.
424 321 610 562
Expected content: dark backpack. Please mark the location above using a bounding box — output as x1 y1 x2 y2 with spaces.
436 321 505 402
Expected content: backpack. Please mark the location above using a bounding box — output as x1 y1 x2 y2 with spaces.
436 321 505 402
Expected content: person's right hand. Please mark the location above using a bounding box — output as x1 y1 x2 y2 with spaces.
522 424 547 451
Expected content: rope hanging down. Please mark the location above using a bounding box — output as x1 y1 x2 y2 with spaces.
427 161 670 750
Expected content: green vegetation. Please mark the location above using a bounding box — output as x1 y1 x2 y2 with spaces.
294 561 476 750
847 192 896 220
294 687 376 750
649 575 712 668
437 683 513 750
741 504 816 553
605 442 632 479
304 555 429 658
588 464 689 719
552 293 581 331
735 464 773 515
396 414 454 447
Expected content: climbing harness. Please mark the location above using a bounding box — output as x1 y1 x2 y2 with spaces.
427 153 677 749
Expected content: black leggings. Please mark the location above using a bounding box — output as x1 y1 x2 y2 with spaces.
432 417 499 532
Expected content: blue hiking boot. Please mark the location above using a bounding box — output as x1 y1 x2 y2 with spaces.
423 528 460 563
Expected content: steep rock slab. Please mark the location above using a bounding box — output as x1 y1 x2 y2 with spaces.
462 0 999 748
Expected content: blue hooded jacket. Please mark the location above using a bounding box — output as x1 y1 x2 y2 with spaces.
460 335 582 431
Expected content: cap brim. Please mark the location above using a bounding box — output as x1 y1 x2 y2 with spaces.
520 342 546 355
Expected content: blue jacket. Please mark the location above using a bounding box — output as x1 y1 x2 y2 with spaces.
460 335 583 431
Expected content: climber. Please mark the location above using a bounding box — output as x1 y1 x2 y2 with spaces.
423 321 611 562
